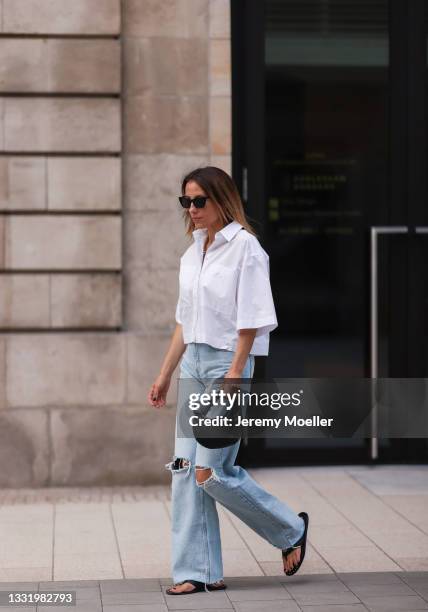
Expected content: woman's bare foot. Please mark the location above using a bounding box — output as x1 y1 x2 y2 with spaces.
167 579 225 594
283 546 301 573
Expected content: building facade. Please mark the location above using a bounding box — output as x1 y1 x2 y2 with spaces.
2 0 428 487
0 0 231 486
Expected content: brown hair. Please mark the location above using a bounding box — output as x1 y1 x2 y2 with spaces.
180 166 258 238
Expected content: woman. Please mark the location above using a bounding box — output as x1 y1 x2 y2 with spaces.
147 167 309 595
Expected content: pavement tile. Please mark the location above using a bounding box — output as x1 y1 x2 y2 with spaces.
53 552 122 580
31 585 100 601
102 606 168 612
121 561 172 578
412 586 428 599
221 548 265 576
225 576 279 584
316 547 401 572
101 590 165 605
349 468 428 496
0 583 39 591
348 582 417 598
309 524 372 548
225 583 291 602
39 581 99 589
100 578 161 592
398 560 428 572
233 602 301 612
285 580 352 595
0 571 51 582
362 595 428 611
291 591 361 606
371 533 428 558
381 495 428 529
277 574 340 584
0 608 37 612
37 603 102 612
301 606 367 612
399 572 428 581
338 571 407 584
72 587 100 600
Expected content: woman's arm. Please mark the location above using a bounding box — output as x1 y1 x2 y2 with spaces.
159 323 186 378
147 323 186 408
226 328 257 378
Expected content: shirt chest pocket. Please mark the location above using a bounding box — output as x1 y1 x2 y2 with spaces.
200 263 238 316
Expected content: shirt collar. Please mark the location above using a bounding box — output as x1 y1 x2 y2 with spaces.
192 220 243 243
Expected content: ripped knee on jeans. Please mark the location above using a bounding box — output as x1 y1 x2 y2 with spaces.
195 466 220 486
165 457 191 472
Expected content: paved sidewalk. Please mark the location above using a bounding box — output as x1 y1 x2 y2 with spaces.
0 465 427 609
0 572 428 611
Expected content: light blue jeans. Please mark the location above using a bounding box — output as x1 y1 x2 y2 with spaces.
165 342 305 588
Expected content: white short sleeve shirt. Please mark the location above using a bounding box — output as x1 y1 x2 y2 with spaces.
175 220 278 356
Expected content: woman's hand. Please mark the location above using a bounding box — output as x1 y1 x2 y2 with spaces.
223 368 244 395
147 374 171 408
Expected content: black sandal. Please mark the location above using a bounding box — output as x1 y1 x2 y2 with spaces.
166 579 227 595
282 511 309 576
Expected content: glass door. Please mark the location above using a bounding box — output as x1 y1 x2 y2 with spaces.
232 0 428 465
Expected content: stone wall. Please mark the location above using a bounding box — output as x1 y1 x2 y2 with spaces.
0 0 231 487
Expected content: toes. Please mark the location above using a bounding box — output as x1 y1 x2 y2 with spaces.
291 549 301 569
283 548 301 573
168 583 195 594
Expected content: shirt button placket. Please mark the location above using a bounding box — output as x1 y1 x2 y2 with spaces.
192 274 199 340
192 249 204 341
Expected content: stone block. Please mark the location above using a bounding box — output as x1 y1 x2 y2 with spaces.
48 158 121 211
124 153 209 211
210 39 231 96
48 39 121 93
5 215 121 270
50 406 175 485
124 94 208 154
123 0 175 37
210 0 231 38
0 408 49 487
0 157 46 211
124 37 207 96
0 274 50 327
124 268 179 333
51 274 122 328
210 96 231 155
0 98 4 149
124 0 208 38
210 155 232 177
4 98 121 153
0 39 120 93
0 38 45 92
125 210 189 269
0 336 5 410
0 215 5 268
3 0 121 35
6 334 127 407
127 333 179 406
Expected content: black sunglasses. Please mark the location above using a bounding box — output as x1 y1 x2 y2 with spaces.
178 195 209 209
